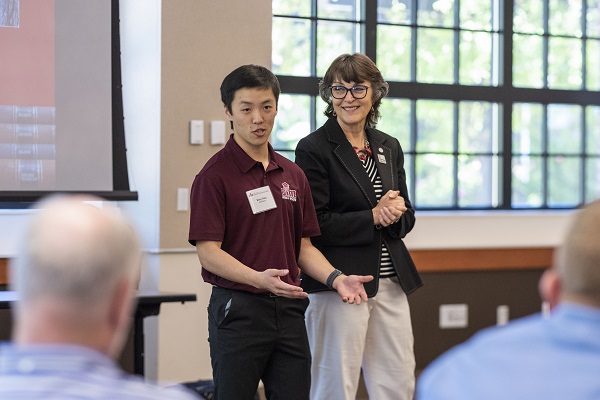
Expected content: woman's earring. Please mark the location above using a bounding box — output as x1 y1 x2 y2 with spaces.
332 111 337 117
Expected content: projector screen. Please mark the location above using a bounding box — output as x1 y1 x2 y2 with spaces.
0 0 137 202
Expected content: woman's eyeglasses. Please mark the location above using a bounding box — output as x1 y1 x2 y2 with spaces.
329 85 369 99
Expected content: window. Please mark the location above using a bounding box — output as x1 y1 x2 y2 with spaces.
272 0 600 210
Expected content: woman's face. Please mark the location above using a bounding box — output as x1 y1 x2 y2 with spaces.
331 79 374 131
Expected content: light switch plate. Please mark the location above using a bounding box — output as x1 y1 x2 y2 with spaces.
190 120 204 145
177 188 189 211
210 120 226 145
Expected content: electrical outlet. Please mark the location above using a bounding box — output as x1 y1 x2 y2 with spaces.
496 305 509 326
439 304 468 329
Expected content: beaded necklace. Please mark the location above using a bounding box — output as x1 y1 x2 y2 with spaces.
353 137 372 161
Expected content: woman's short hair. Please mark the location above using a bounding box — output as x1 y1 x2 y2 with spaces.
319 53 389 128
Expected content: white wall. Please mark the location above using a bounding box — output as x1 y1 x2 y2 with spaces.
0 210 34 258
0 209 577 257
156 252 212 382
405 210 575 249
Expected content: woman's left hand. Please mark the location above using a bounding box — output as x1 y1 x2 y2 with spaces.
379 206 403 226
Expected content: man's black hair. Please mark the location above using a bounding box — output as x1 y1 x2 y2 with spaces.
220 65 281 113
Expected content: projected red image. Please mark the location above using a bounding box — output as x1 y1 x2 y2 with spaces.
0 0 55 189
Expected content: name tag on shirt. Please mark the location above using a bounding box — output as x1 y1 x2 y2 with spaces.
246 186 277 214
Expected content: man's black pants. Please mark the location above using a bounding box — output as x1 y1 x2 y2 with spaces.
208 286 311 400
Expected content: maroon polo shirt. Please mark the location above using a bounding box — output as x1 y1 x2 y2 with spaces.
188 135 321 293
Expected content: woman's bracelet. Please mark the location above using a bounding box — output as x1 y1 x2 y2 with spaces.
326 269 343 290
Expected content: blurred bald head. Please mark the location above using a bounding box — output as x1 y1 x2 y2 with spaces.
11 195 140 307
9 195 141 355
553 199 600 306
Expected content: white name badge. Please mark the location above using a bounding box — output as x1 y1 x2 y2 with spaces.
246 186 277 214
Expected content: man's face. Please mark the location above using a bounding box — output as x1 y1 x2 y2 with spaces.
225 87 277 154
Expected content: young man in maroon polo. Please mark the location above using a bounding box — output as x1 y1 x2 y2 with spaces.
188 65 373 400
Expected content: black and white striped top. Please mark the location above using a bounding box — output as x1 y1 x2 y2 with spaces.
359 151 396 279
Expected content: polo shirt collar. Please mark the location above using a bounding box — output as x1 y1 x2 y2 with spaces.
225 134 284 174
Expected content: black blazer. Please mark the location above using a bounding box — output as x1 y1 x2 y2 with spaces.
295 118 423 297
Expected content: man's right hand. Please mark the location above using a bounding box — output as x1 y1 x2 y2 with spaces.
254 269 309 299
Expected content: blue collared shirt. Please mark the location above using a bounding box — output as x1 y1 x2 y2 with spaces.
417 303 600 400
0 343 198 399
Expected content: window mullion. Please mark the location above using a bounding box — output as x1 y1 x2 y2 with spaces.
310 0 318 77
542 105 549 207
581 106 587 202
501 0 513 208
410 100 418 205
410 0 417 82
364 0 376 61
454 0 461 85
453 102 460 208
542 0 549 88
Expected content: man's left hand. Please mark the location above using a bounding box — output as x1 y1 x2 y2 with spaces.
333 274 373 305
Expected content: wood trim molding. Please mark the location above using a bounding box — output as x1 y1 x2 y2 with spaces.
0 258 7 285
411 247 554 272
0 247 554 285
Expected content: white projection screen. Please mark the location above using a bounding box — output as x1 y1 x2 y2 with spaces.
0 0 136 203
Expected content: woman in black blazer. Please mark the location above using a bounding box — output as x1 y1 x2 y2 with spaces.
295 53 422 400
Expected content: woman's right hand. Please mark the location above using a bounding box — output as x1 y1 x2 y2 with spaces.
372 190 407 227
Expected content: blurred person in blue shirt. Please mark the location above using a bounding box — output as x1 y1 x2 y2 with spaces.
0 195 198 400
417 199 600 400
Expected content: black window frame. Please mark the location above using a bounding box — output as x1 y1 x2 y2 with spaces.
272 0 600 211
